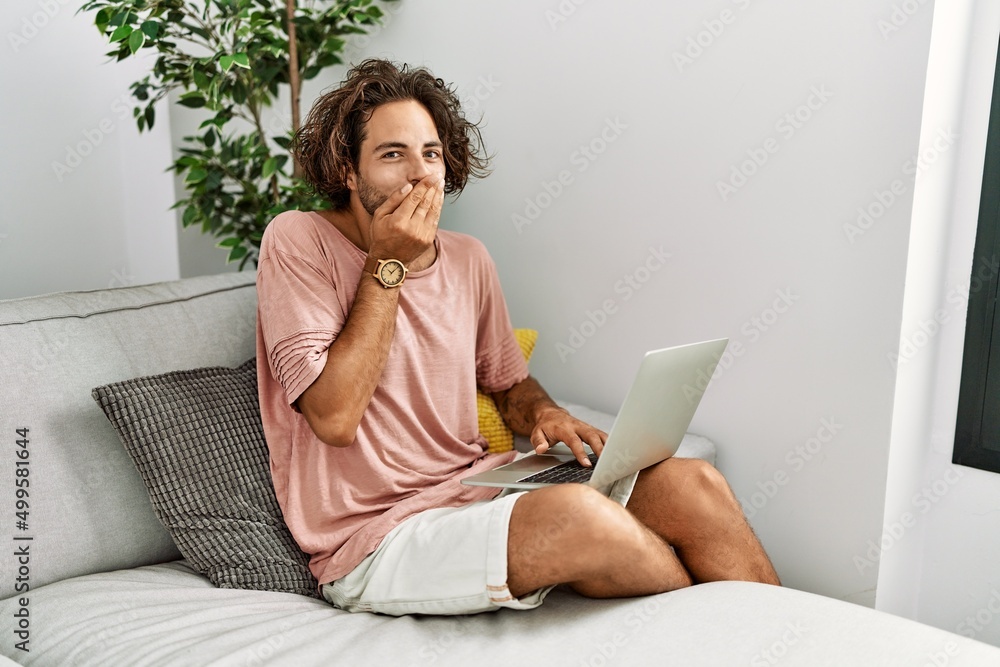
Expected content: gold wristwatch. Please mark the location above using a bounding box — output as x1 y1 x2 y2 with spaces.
363 255 408 288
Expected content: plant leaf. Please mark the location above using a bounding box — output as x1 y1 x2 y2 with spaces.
261 156 279 179
227 244 249 263
140 20 159 39
177 93 206 108
95 7 112 33
108 10 128 28
110 24 132 42
185 168 208 184
128 29 145 53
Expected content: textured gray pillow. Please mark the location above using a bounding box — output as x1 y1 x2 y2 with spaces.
91 358 320 598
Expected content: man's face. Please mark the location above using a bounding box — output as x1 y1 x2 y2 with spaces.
349 99 447 216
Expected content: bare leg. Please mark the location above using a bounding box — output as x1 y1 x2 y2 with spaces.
626 458 780 586
507 484 694 599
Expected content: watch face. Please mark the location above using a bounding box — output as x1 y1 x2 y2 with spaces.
379 260 405 286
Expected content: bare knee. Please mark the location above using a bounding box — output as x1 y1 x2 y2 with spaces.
682 459 735 505
507 484 644 595
642 458 735 507
511 484 630 560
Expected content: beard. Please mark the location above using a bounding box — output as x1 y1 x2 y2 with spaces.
355 173 391 216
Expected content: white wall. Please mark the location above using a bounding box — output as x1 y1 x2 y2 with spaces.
878 0 1000 646
308 0 933 608
0 0 178 300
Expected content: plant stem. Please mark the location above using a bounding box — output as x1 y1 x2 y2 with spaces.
286 0 302 178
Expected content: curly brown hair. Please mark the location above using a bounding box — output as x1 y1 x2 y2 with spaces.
292 59 491 210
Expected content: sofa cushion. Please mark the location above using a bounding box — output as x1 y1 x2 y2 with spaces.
92 358 319 598
4 560 1000 666
0 272 258 599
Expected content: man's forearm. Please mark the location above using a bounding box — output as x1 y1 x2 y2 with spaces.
295 273 400 446
492 376 566 436
493 375 607 464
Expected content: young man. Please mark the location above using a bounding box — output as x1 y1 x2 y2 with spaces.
256 59 779 616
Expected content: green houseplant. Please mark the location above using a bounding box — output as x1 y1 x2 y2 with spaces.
78 0 395 268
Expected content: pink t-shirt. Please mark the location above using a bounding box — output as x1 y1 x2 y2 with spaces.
255 210 528 585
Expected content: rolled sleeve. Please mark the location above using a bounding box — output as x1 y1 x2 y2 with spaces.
257 247 346 407
474 254 529 394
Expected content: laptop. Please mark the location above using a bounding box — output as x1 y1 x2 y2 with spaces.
462 338 728 490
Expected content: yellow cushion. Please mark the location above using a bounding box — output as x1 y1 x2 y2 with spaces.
477 329 538 453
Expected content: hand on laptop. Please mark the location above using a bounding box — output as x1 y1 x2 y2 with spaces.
530 407 607 467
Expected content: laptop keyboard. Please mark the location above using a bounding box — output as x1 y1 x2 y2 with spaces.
518 452 599 484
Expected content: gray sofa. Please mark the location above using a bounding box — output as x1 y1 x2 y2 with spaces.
1 271 999 666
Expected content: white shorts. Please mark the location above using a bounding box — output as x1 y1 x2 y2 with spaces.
321 455 639 616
